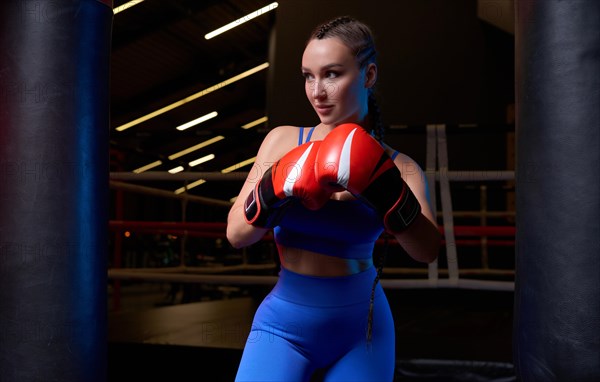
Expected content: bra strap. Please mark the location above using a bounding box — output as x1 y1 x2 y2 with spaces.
305 126 316 143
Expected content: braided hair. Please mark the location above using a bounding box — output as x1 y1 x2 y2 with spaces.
309 16 388 347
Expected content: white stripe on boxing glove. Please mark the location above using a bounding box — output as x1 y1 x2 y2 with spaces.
283 141 316 197
336 126 357 189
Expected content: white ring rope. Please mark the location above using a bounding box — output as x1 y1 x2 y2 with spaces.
108 269 514 291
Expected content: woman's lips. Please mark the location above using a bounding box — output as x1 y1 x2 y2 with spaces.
315 104 333 114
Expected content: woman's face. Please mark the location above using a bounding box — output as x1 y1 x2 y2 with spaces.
301 37 375 127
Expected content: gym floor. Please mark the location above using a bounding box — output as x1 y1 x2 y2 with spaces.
108 281 515 381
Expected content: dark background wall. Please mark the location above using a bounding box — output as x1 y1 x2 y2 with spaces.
268 0 514 129
267 0 515 222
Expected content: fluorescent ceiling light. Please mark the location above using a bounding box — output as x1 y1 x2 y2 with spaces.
113 0 145 15
242 116 268 129
133 160 162 174
205 2 279 40
115 63 269 132
189 154 215 167
176 112 218 131
168 166 184 174
221 157 256 174
174 179 206 195
168 135 225 161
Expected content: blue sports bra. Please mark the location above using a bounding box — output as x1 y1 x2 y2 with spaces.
273 126 396 260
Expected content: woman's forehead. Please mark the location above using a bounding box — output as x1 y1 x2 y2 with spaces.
301 38 354 69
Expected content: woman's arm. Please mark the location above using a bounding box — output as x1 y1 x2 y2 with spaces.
391 152 441 263
226 125 298 249
314 124 441 263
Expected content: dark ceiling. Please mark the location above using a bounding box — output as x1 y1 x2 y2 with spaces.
109 0 276 203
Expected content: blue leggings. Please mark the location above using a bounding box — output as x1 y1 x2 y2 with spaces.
235 266 395 382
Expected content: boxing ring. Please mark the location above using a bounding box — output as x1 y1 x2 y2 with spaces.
107 123 518 380
108 124 516 292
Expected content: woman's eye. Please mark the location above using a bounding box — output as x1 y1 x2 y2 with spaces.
302 73 314 81
326 71 339 79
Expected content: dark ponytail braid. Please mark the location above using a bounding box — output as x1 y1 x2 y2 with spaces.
366 90 388 346
314 16 355 39
368 92 385 143
309 16 389 347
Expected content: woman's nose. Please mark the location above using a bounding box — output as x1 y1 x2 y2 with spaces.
312 80 327 99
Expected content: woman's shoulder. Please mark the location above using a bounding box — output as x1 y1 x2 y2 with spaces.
381 142 423 171
393 151 418 167
262 125 302 146
265 124 302 138
255 125 303 160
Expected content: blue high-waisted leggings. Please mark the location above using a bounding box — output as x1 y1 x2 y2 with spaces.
235 266 395 382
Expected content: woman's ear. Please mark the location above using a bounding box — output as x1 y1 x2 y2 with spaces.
364 63 377 89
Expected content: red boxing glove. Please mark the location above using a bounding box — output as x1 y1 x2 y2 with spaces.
315 123 421 233
244 141 331 228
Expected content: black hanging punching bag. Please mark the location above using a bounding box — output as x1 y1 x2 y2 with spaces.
515 0 600 381
0 1 112 381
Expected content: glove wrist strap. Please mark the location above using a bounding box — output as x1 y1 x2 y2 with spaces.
359 167 422 233
243 168 291 228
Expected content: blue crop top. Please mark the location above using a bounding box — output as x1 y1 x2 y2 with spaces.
272 126 395 260
274 199 384 259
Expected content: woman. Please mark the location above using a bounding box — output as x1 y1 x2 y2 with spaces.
227 16 441 382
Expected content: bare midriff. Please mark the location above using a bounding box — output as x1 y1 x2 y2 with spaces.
278 245 373 277
276 191 373 277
